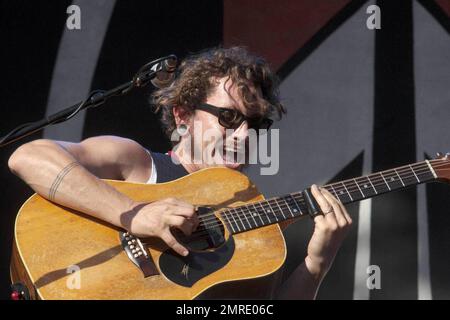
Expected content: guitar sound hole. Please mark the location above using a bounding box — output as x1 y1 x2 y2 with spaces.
173 207 225 251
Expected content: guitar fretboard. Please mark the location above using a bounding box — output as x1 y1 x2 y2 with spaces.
218 160 437 234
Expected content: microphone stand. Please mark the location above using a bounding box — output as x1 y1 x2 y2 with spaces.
0 55 176 147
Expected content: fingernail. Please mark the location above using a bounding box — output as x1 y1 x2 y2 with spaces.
183 250 189 256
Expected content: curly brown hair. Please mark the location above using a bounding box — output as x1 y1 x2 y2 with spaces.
151 46 285 137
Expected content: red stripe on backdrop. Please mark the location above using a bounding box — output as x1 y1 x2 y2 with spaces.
435 0 450 17
223 0 350 70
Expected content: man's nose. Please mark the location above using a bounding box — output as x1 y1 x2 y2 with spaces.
233 120 249 138
229 121 249 148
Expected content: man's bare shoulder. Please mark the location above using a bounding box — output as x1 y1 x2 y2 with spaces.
60 135 152 181
80 135 146 153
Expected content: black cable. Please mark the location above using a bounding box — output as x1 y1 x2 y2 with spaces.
0 55 176 147
0 90 104 146
52 90 106 124
0 122 36 146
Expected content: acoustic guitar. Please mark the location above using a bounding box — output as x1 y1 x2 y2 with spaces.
10 153 450 299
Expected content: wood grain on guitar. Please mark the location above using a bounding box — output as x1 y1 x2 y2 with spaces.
11 167 286 299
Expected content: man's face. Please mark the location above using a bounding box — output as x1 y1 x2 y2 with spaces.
181 77 264 171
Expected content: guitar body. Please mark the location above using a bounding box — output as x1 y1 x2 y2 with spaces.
10 167 287 300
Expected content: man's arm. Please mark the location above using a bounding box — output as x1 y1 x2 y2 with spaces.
8 136 198 256
8 136 150 228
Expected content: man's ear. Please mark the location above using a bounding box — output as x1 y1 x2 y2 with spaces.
173 105 192 125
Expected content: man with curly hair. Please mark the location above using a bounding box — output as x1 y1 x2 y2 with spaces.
8 47 352 299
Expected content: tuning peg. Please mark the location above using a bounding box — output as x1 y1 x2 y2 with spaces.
446 152 450 159
436 152 444 158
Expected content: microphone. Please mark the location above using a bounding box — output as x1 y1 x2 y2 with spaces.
150 56 178 88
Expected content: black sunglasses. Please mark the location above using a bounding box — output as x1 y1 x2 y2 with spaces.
196 103 273 132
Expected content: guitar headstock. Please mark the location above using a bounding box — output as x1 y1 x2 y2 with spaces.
431 152 450 182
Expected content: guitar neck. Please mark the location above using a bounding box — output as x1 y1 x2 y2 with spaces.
219 160 438 234
321 159 437 204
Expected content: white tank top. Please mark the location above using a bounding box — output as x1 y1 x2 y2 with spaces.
145 149 157 184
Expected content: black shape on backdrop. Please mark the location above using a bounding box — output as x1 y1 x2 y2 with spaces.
0 0 223 300
0 55 177 147
371 0 417 300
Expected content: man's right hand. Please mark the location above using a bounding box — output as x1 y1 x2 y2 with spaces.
127 198 200 256
8 137 199 258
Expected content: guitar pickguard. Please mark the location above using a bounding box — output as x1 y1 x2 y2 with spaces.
158 236 235 287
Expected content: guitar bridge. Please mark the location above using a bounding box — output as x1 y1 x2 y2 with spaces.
119 232 159 277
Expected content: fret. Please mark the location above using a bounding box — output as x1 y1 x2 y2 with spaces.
229 208 242 232
418 161 436 181
283 195 302 217
359 176 378 197
239 206 253 229
333 182 352 203
292 193 308 214
370 164 431 195
286 194 303 216
385 167 417 190
265 201 279 222
329 184 341 201
273 198 286 220
409 165 420 183
410 161 436 184
399 166 420 186
226 208 238 231
379 172 391 191
258 201 273 224
354 178 365 198
367 175 378 194
425 160 438 179
221 211 236 233
280 197 294 218
253 203 266 225
280 196 297 218
330 183 347 202
236 208 248 231
382 170 403 190
249 203 259 227
394 168 406 186
342 182 353 201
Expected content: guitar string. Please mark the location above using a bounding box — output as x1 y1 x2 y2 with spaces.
181 161 443 233
174 169 448 243
149 160 449 243
194 159 446 226
187 159 450 237
171 161 448 241
190 161 439 227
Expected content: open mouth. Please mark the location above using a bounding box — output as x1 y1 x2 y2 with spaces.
208 139 248 168
220 147 246 167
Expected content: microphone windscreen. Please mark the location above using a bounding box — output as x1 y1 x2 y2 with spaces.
150 57 177 88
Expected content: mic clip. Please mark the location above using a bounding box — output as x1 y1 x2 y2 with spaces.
133 55 177 88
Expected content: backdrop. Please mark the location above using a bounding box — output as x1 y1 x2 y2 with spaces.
1 0 449 300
